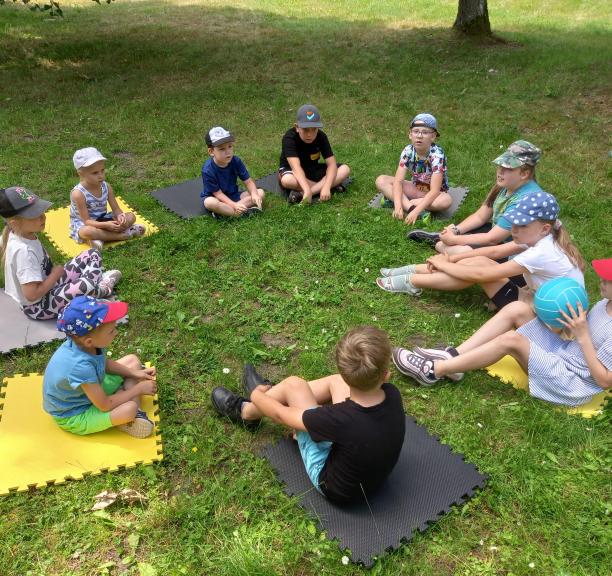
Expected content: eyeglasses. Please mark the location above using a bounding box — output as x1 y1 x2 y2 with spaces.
410 129 435 136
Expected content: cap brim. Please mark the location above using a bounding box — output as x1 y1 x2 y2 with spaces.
208 136 235 147
16 199 53 218
592 259 612 281
492 155 522 169
297 121 323 128
102 301 128 323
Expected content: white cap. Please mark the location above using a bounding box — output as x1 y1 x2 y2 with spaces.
73 147 107 170
205 126 235 147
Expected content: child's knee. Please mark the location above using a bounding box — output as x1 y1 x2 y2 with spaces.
123 354 141 369
499 331 525 353
375 174 389 189
340 164 351 176
124 212 136 225
203 197 217 210
78 226 95 240
285 375 309 390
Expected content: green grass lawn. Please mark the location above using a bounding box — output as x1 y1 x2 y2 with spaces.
1 1 611 574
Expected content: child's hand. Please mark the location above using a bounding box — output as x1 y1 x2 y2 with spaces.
404 208 420 226
117 213 126 226
138 380 158 396
426 253 449 271
251 192 263 209
133 367 156 381
439 228 459 245
251 384 272 397
392 205 404 220
320 187 332 202
233 201 248 215
104 220 122 232
558 302 589 342
301 189 313 204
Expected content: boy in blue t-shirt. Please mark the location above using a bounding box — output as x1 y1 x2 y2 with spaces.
43 295 157 438
201 127 265 218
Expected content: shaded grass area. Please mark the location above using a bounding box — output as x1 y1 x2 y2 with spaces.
1 1 611 574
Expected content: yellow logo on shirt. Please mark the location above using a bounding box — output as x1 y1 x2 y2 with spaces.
310 152 320 161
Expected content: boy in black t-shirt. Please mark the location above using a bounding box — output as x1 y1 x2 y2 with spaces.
278 104 351 204
211 326 405 504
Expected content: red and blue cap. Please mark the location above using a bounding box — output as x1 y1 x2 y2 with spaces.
592 259 612 281
57 295 128 336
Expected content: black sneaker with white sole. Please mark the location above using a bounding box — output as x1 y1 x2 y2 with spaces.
392 347 440 387
407 229 440 246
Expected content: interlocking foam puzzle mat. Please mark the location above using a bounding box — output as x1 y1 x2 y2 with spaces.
0 290 65 353
43 197 159 258
486 355 611 418
261 415 487 567
367 186 469 220
1 292 128 355
0 373 162 495
150 173 353 219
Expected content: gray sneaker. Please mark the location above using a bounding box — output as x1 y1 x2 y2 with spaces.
392 347 439 386
379 265 417 278
413 347 463 381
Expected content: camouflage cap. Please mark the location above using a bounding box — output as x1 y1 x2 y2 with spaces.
492 140 541 169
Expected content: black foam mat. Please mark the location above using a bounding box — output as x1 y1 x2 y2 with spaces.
261 415 487 567
368 186 469 220
150 173 353 218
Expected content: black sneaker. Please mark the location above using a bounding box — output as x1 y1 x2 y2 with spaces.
287 190 303 205
407 229 440 246
211 387 260 428
242 364 271 399
243 206 263 218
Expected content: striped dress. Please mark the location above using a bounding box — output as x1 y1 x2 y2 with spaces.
69 182 109 242
517 299 612 406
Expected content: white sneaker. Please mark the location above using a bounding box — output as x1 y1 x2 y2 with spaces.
90 240 104 251
413 347 464 381
97 269 122 297
118 410 154 438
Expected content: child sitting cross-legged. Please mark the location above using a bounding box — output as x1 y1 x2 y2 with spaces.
211 326 405 504
201 126 265 218
278 104 351 205
43 295 157 438
70 147 146 249
375 113 453 225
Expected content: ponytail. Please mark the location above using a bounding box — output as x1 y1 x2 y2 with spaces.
549 221 586 272
0 222 12 270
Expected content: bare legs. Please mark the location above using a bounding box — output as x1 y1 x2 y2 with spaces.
375 175 453 213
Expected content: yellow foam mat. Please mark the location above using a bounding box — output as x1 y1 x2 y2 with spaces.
486 356 611 418
43 197 159 258
0 373 162 495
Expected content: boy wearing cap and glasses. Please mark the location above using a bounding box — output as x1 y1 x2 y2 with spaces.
278 104 351 204
43 295 157 438
70 147 145 249
201 127 265 218
375 113 452 225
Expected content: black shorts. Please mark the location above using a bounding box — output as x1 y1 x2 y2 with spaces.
278 163 343 183
490 275 527 309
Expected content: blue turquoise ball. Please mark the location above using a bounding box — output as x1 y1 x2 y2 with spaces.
534 278 589 328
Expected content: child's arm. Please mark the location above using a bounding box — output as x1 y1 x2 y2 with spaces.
449 241 525 263
251 387 307 431
70 188 121 232
105 184 123 220
244 177 263 208
287 157 312 202
427 253 526 283
81 379 157 413
106 358 156 381
440 204 494 237
559 304 612 390
21 265 65 302
392 165 409 220
404 171 444 225
320 156 338 201
441 223 511 247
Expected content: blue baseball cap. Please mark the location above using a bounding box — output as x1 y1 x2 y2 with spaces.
410 113 439 134
505 191 559 226
57 295 128 336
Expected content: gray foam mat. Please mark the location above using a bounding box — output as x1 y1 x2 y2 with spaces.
0 290 65 353
1 291 128 354
150 173 353 218
368 186 469 220
261 415 487 567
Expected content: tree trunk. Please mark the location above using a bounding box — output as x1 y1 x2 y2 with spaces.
453 0 491 36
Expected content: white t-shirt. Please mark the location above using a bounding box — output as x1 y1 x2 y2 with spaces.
513 234 584 291
3 232 52 306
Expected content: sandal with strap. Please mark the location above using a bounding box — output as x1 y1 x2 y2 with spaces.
376 274 422 295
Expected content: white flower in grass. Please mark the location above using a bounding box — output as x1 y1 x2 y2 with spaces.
479 539 484 546
222 368 230 374
372 316 378 322
528 562 535 569
321 328 327 333
454 313 461 318
341 556 349 565
136 348 142 354
477 422 483 429
106 350 112 357
304 345 309 350
489 546 499 552
364 268 369 273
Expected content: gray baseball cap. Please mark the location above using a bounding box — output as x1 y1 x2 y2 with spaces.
0 186 53 219
296 104 323 128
